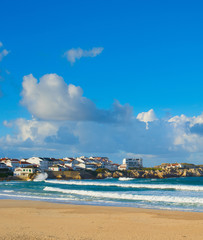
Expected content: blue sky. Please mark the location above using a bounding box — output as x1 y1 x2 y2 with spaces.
1 0 203 165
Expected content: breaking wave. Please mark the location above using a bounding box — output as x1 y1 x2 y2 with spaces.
43 186 203 205
45 180 203 191
33 172 48 182
119 177 134 181
3 190 14 193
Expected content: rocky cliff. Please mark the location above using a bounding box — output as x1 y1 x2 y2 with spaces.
96 167 203 179
46 170 97 180
4 168 202 181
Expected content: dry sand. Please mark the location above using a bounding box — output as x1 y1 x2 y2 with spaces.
0 200 202 240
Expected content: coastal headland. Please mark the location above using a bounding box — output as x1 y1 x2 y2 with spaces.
0 200 202 240
1 156 203 181
1 167 202 181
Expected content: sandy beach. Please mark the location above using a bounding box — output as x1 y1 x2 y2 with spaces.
0 200 202 240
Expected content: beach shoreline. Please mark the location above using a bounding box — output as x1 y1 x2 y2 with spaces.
0 199 202 240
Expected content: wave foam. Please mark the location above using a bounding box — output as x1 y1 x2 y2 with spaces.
34 172 48 182
44 186 203 204
119 177 134 181
45 180 203 191
0 192 75 201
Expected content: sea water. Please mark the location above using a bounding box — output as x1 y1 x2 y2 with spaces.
0 177 202 212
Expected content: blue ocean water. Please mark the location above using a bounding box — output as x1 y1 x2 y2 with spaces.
0 177 203 212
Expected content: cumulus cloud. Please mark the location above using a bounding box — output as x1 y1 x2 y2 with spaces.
1 116 172 159
168 113 203 152
0 42 2 48
3 110 203 165
21 73 132 122
2 73 203 165
3 118 58 144
137 109 157 129
64 47 104 64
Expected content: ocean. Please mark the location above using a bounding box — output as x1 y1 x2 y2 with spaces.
0 175 203 212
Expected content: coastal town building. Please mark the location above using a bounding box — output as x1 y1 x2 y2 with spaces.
48 164 67 172
118 164 127 171
0 155 146 175
122 158 143 170
156 163 197 169
102 162 119 171
14 166 39 177
21 157 64 171
0 158 20 170
0 162 9 169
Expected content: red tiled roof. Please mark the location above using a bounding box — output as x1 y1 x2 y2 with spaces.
20 161 31 164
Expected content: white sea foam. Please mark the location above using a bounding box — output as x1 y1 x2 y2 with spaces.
43 186 203 205
33 172 48 182
45 180 203 191
2 190 14 193
0 192 76 201
119 177 134 181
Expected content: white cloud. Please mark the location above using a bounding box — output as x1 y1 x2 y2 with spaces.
3 118 58 144
21 73 132 122
137 109 157 129
64 47 104 64
0 49 9 61
168 113 203 152
1 116 173 159
3 110 203 165
2 73 203 165
0 42 3 48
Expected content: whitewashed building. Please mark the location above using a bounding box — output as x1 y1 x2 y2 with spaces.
14 166 39 177
123 158 142 168
22 157 64 171
0 162 9 169
48 164 67 172
118 158 143 170
0 158 20 170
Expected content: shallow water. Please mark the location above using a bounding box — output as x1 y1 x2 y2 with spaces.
0 177 203 212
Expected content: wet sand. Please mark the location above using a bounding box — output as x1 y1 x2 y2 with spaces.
0 200 202 240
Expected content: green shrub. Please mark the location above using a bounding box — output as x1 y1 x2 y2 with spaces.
96 168 108 173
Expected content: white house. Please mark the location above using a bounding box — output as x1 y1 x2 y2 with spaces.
48 164 67 172
118 164 127 171
0 158 20 170
20 161 34 168
22 157 64 171
74 162 86 170
14 166 39 177
121 158 143 170
63 159 80 170
0 162 9 169
102 162 118 171
85 163 98 171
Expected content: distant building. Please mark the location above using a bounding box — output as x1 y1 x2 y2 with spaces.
0 162 9 169
157 163 196 169
102 162 119 171
14 166 39 177
48 164 68 172
122 158 143 169
180 163 196 169
85 163 98 171
22 157 64 171
118 164 127 171
0 158 20 170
